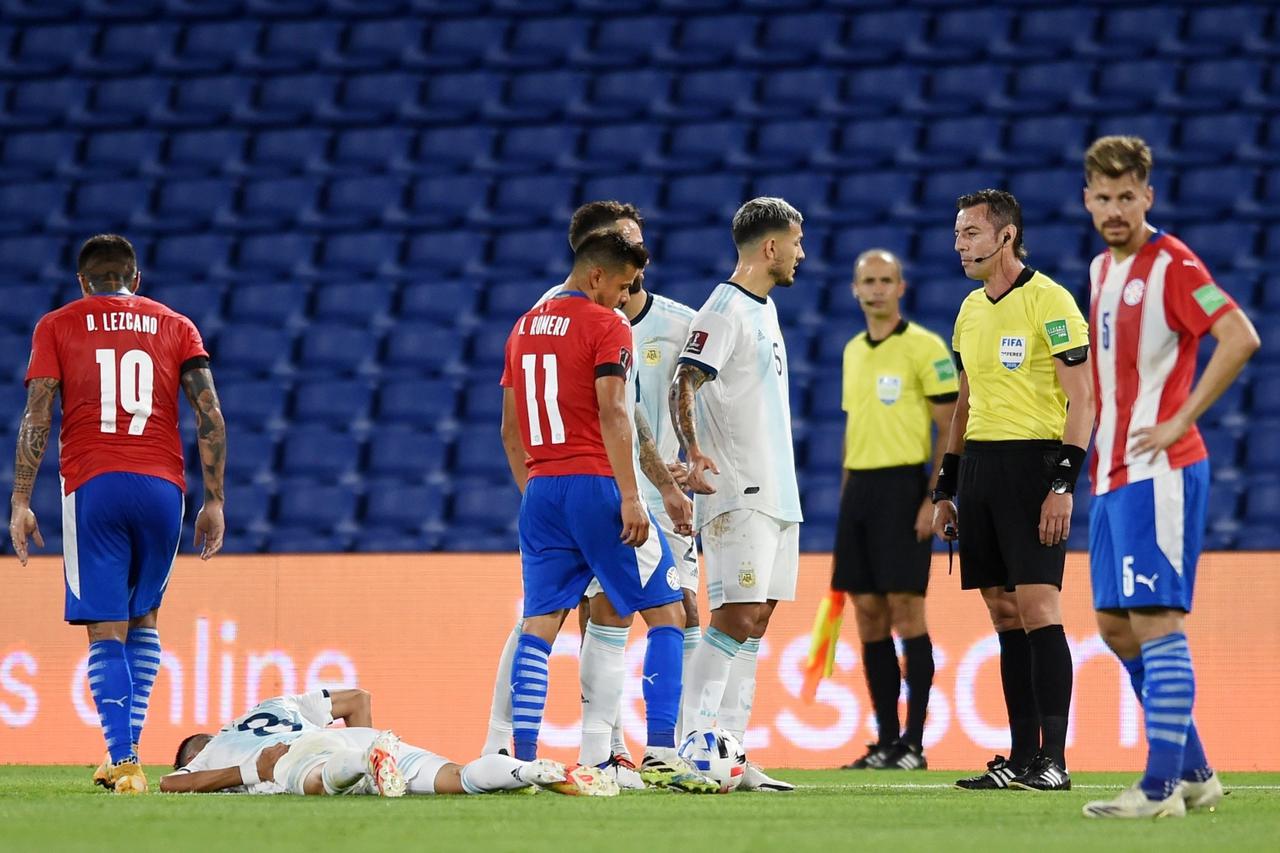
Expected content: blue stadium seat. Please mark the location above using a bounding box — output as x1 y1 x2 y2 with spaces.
376 377 458 426
492 70 588 123
654 14 758 67
1244 479 1280 523
149 178 236 231
0 234 65 278
2 78 88 127
85 22 179 74
1180 222 1256 270
162 128 246 176
251 73 338 124
1001 116 1090 168
319 231 402 276
243 128 330 175
266 526 350 553
1 23 93 76
1174 4 1269 58
363 482 447 529
159 75 254 127
486 281 541 318
1007 168 1084 220
1244 426 1280 470
1094 115 1176 163
1236 524 1280 550
398 175 489 229
160 20 260 73
66 177 150 230
747 119 834 171
312 281 395 323
403 231 488 277
0 182 64 233
654 120 749 172
828 171 915 224
828 226 911 273
750 69 841 119
908 116 998 168
816 117 919 169
152 233 232 277
752 172 831 222
1085 60 1178 111
743 11 842 66
459 377 505 422
826 10 924 65
414 126 494 172
652 69 754 121
574 15 673 68
995 61 1092 115
918 168 1003 210
491 16 590 69
908 64 1008 117
489 228 570 277
1172 60 1265 112
482 174 576 227
211 324 293 376
238 177 323 229
321 175 405 228
226 282 308 326
382 322 465 376
803 424 845 470
449 479 521 531
148 283 225 328
660 226 736 276
331 127 414 173
292 379 374 428
325 72 420 124
280 429 361 479
354 527 433 553
0 285 54 332
341 18 426 70
365 425 447 480
0 130 79 180
217 381 286 431
224 429 278 480
574 69 673 122
413 18 509 70
992 7 1095 60
416 70 504 123
1174 113 1260 166
661 174 744 226
574 123 665 173
223 487 272 534
806 368 843 421
487 126 579 172
296 325 379 376
579 175 661 217
1084 7 1184 58
910 8 1013 64
452 430 512 478
800 479 842 526
400 283 476 325
276 483 359 529
244 19 344 72
1175 166 1256 216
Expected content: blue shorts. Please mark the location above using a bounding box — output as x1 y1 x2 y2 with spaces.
62 472 185 625
1089 460 1208 613
519 475 682 618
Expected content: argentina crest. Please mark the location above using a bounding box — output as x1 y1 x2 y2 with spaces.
999 335 1026 370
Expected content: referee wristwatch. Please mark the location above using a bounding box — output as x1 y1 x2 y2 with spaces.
1049 479 1072 495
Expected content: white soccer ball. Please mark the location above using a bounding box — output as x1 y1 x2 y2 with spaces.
677 727 747 793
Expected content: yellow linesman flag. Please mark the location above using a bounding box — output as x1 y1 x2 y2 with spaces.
801 590 845 704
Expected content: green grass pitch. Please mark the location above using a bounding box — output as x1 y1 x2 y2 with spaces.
2 767 1277 853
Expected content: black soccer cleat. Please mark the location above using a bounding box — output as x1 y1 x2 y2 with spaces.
883 741 927 771
841 742 894 770
1008 753 1071 791
954 755 1025 790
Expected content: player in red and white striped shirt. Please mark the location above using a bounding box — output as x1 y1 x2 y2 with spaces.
1081 137 1259 819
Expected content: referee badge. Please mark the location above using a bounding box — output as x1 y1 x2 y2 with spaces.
999 335 1026 370
876 375 902 405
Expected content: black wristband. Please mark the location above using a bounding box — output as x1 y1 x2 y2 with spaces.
932 452 961 502
1053 444 1088 489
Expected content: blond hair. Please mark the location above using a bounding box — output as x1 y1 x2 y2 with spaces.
1084 135 1153 184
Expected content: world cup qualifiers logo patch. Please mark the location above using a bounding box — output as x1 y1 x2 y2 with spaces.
1044 319 1071 347
684 330 709 355
619 347 632 377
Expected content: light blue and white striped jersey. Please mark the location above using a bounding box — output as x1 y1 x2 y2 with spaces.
678 282 802 526
630 292 696 513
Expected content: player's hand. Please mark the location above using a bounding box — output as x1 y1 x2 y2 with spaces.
1129 414 1191 463
194 502 225 560
914 498 934 542
932 500 958 542
1039 492 1072 546
685 450 719 495
662 487 694 537
257 742 290 782
666 460 691 491
620 495 650 547
8 504 44 566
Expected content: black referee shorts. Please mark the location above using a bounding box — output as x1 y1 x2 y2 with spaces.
957 440 1066 592
832 465 931 596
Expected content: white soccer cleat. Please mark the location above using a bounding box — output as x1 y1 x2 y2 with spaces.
518 758 568 787
600 756 645 790
737 762 794 792
365 730 406 798
541 763 620 797
1181 772 1225 811
1082 783 1186 819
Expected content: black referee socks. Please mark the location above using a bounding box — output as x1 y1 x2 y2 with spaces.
1027 624 1074 767
902 634 934 749
862 638 901 747
997 628 1041 768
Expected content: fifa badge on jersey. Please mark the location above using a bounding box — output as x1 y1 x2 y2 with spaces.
876 375 902 405
1044 319 1071 347
1193 283 1228 315
1122 278 1146 306
684 330 709 355
738 564 756 589
999 336 1026 370
643 344 661 366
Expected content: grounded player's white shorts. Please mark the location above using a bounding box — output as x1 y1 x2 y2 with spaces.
272 729 451 796
585 511 698 598
701 509 799 609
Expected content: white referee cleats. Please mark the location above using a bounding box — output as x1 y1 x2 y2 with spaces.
365 730 406 798
1083 783 1186 819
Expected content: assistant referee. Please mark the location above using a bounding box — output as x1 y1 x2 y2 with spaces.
932 190 1094 792
833 249 957 772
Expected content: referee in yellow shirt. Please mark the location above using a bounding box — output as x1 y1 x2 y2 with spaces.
932 190 1094 792
834 249 957 772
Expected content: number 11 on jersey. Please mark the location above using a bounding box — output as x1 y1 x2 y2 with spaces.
521 352 566 446
95 348 155 435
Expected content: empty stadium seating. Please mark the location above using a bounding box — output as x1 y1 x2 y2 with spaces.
0 1 1276 555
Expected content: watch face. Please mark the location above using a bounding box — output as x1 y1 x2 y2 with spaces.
1051 480 1069 494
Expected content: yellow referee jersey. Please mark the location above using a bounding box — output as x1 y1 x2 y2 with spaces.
841 319 959 469
952 268 1088 442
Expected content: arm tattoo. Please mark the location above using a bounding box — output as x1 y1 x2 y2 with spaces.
634 407 672 490
669 364 711 454
11 378 58 503
181 368 226 503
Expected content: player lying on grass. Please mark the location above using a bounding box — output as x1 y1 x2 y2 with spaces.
159 688 616 797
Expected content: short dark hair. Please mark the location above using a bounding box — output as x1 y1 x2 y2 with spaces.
568 201 644 250
956 189 1027 260
77 233 137 276
173 733 211 770
573 231 649 273
730 197 803 248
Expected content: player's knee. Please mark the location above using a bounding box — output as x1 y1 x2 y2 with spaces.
852 595 891 641
980 590 1022 632
888 594 926 637
709 606 757 643
639 599 682 629
682 594 700 629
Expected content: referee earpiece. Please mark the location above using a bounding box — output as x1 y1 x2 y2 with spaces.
971 233 1010 265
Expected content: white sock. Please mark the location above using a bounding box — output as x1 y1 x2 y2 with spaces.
459 753 529 794
610 703 628 758
482 623 521 755
578 621 628 767
680 627 742 736
677 626 702 742
320 749 367 795
719 637 760 744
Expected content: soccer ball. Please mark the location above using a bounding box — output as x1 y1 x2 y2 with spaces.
677 727 747 793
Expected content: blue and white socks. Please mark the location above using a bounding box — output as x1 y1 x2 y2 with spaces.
642 626 684 749
579 621 628 767
680 626 742 735
1122 645 1213 791
125 627 161 751
88 639 134 764
718 637 760 745
1137 632 1198 801
510 633 552 761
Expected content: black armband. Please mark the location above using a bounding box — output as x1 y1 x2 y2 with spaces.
180 356 210 375
1053 444 1088 489
1054 346 1088 366
932 452 961 503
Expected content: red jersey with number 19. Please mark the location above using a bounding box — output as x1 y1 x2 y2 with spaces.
500 290 633 479
25 293 208 495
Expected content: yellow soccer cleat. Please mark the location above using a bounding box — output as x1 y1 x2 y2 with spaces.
92 751 112 789
109 761 148 795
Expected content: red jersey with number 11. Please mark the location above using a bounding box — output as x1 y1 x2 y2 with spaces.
500 290 633 479
25 293 208 495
